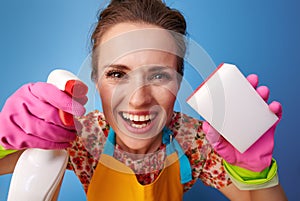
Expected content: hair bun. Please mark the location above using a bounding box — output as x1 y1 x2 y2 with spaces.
110 0 124 3
110 0 163 4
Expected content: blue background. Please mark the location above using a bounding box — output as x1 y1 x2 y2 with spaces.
0 0 299 200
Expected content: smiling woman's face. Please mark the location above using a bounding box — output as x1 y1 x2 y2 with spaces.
96 22 180 154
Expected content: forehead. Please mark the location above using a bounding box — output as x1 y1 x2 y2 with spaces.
95 22 181 68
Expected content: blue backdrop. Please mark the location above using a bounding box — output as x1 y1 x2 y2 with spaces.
0 0 299 200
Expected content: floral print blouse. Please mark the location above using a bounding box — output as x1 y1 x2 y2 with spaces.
67 110 232 193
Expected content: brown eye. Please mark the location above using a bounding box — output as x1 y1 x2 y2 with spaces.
148 72 172 83
105 70 127 79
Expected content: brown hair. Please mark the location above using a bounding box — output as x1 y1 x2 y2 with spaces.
91 0 187 82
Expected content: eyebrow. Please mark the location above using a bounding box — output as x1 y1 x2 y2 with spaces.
104 64 131 70
104 64 173 73
147 66 171 72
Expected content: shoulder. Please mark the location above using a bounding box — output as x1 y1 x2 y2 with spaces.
76 110 109 132
169 111 203 137
169 111 210 162
67 110 109 192
169 111 205 151
170 112 232 191
72 110 109 158
74 110 112 141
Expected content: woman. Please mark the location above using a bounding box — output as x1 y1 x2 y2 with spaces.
0 0 288 200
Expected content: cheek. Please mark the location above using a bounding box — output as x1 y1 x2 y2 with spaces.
153 86 177 112
156 81 178 102
158 92 176 126
98 83 126 121
98 84 114 119
98 85 110 107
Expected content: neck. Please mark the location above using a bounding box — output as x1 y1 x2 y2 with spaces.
115 133 163 157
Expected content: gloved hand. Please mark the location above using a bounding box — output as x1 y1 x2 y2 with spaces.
0 82 86 150
203 74 282 172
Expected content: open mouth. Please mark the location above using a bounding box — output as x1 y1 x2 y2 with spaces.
120 112 157 129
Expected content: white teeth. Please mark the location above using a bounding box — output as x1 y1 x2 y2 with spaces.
121 112 156 129
140 115 145 121
131 123 147 128
121 112 154 122
133 115 139 121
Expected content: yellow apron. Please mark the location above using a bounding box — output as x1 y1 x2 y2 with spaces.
87 127 192 201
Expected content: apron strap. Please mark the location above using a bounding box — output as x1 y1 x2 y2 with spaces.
162 127 192 184
102 128 116 156
103 126 192 184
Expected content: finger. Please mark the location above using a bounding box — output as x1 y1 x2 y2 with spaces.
0 132 72 150
0 108 76 145
4 86 66 128
246 74 259 88
256 86 270 102
202 122 237 164
269 101 282 119
0 125 72 150
11 105 77 142
30 82 86 116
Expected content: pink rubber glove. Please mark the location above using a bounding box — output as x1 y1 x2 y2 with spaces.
203 74 282 172
0 82 86 150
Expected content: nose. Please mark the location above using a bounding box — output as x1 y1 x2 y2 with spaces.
129 85 152 108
